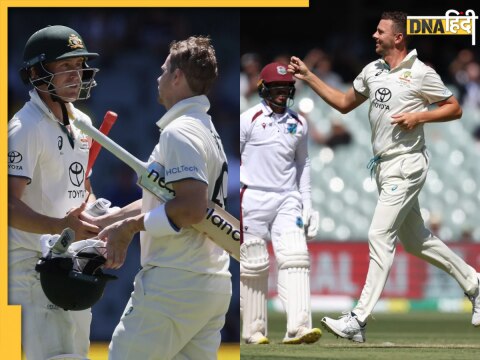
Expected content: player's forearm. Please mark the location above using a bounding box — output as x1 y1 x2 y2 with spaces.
296 151 311 197
163 179 209 228
297 162 312 209
165 195 207 228
96 199 143 227
122 213 146 234
302 72 349 112
418 102 462 124
8 196 65 234
114 199 143 220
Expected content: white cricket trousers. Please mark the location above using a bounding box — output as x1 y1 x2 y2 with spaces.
109 266 231 360
9 256 91 360
241 187 304 241
353 150 479 322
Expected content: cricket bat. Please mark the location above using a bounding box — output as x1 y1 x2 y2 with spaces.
73 117 240 262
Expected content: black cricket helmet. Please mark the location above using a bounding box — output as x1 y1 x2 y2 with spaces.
20 25 99 101
35 240 117 311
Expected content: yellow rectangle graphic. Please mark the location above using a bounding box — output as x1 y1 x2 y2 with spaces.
407 18 472 35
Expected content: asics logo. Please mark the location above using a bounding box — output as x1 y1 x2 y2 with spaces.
124 306 134 316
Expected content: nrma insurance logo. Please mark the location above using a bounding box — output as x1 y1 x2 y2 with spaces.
407 9 478 45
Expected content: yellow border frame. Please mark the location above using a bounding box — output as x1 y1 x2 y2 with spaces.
1 0 309 7
0 0 309 358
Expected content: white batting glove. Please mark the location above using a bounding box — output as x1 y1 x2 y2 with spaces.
85 198 120 217
40 228 76 257
303 208 319 240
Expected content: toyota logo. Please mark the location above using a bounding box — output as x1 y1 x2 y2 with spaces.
374 88 392 102
8 151 23 164
69 162 85 187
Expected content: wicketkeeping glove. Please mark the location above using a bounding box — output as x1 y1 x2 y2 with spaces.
303 207 319 240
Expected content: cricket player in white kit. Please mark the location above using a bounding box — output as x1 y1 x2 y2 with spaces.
289 11 480 342
84 36 232 359
8 25 101 359
240 62 321 345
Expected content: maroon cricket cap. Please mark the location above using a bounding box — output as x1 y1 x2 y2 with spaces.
259 62 295 83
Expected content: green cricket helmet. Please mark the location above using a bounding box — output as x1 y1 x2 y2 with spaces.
20 25 99 101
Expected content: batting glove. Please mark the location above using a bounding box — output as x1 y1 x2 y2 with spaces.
303 207 319 240
40 228 75 257
85 198 120 217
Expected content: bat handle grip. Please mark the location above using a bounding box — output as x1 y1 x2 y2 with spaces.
86 111 118 177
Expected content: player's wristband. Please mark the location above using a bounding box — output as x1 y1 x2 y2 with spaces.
144 203 181 237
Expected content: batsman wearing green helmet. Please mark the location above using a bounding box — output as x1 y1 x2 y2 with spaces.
9 25 101 360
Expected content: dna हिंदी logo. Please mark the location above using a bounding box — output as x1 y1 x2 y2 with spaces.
407 9 478 46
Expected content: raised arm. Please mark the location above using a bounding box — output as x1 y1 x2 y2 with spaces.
288 56 366 114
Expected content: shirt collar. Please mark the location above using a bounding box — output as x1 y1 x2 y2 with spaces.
260 100 274 116
156 95 210 131
29 89 76 124
260 100 290 122
380 49 417 71
30 89 57 122
397 49 418 68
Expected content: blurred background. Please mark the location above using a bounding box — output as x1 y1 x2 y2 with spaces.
241 0 480 315
8 7 240 344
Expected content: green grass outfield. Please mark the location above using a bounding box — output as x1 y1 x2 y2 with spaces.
240 312 480 360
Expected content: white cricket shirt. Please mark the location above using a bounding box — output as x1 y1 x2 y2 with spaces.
240 100 311 205
353 49 453 157
8 90 92 263
141 95 230 276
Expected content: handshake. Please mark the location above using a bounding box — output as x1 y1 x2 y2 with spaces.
41 198 118 257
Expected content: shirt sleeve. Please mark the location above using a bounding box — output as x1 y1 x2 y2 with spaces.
353 65 369 97
240 111 249 155
421 67 453 104
160 124 208 185
8 117 41 182
295 116 312 209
